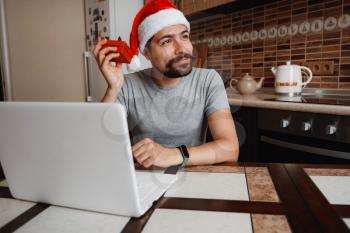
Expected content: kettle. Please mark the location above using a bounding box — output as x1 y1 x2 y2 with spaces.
271 61 313 96
230 73 264 95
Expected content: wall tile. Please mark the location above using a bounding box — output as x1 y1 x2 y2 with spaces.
190 0 350 89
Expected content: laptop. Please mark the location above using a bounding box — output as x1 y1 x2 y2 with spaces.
0 102 177 217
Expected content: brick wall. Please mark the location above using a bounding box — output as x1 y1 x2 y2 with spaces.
190 0 350 89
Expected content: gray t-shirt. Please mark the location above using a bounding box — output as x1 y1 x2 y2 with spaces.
117 67 229 147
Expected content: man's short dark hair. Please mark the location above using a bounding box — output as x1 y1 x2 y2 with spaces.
145 36 154 49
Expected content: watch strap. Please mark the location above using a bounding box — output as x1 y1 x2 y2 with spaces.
176 145 189 168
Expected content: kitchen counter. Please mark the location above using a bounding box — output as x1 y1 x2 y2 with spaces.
1 163 350 233
226 88 350 116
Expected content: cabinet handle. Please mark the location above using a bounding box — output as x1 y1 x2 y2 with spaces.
83 52 92 102
260 135 350 160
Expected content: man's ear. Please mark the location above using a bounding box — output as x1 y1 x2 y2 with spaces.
143 47 151 61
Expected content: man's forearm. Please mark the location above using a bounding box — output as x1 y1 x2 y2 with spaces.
186 139 239 166
101 87 119 103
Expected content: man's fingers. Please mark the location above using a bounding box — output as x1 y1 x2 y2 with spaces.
93 38 107 58
132 138 152 152
98 47 118 65
101 53 120 68
135 151 152 164
133 142 153 159
100 46 118 56
136 152 155 168
132 138 156 167
142 157 155 168
132 140 145 152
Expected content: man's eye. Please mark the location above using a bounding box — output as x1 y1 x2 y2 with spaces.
183 34 189 39
161 39 171 45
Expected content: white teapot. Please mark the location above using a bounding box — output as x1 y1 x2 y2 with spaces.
271 61 312 95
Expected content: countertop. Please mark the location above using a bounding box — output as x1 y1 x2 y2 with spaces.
226 88 350 116
1 163 350 233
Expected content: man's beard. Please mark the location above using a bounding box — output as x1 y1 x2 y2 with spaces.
163 53 196 78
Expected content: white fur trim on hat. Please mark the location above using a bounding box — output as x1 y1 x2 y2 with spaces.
138 8 190 54
127 55 141 72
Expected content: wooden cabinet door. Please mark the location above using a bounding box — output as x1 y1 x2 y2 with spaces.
180 0 234 15
192 43 208 68
231 106 260 162
4 0 86 101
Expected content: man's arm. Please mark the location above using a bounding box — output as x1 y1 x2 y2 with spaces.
132 108 239 168
101 87 119 103
92 38 125 103
184 70 239 165
186 108 239 165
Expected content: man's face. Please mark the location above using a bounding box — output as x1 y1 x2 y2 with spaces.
143 24 194 78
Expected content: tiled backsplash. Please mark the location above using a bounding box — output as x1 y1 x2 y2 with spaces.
190 0 350 89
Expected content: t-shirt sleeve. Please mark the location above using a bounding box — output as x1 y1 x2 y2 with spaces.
116 82 129 115
204 70 230 116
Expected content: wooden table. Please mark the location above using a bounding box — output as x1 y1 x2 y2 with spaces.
1 163 350 233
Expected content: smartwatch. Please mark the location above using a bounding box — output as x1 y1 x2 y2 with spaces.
176 145 189 168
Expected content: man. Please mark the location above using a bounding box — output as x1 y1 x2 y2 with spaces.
93 0 239 168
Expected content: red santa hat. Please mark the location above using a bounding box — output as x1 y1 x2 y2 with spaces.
127 0 190 72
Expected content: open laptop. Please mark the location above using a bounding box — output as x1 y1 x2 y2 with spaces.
0 102 177 217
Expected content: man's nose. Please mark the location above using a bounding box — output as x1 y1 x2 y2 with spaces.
174 39 186 54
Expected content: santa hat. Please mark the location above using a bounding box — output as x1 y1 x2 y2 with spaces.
127 0 190 72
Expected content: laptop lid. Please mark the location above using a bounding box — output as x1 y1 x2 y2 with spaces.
0 102 143 216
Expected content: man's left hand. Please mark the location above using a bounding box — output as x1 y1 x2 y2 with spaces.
132 138 183 168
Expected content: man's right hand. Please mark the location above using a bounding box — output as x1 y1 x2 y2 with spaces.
93 38 124 101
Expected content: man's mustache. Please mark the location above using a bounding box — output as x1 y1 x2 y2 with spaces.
166 53 196 68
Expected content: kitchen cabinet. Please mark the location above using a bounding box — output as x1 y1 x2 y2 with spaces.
0 68 3 177
258 109 350 164
0 76 3 101
192 42 208 68
2 0 145 102
0 63 3 101
181 0 275 21
178 0 235 15
231 106 260 162
229 105 350 164
2 0 86 101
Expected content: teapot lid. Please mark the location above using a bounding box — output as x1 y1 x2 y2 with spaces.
242 73 254 80
281 60 299 68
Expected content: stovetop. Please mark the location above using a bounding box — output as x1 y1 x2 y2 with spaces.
267 89 350 106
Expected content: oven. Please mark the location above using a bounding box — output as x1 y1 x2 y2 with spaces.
258 109 350 164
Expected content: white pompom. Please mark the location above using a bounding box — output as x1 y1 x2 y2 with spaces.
127 55 141 73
